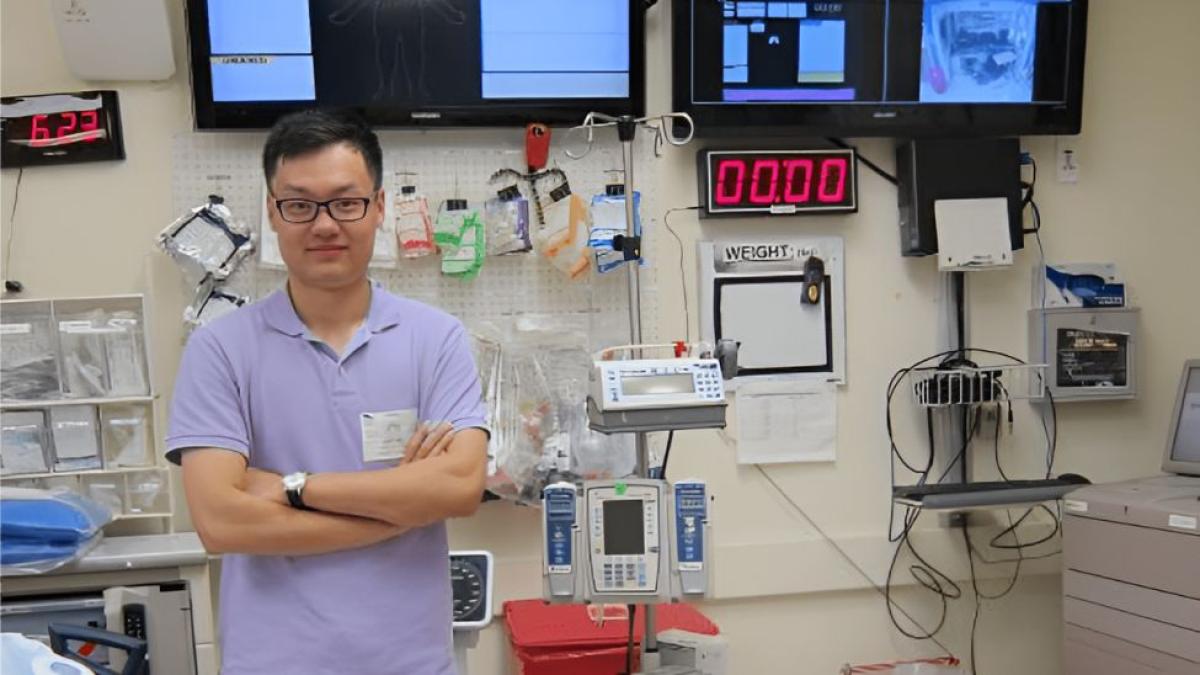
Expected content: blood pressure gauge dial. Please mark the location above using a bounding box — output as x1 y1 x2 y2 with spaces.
450 557 485 621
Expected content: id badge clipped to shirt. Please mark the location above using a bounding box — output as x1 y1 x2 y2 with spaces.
360 409 418 463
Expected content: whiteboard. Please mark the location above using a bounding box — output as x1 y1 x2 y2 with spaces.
718 280 829 370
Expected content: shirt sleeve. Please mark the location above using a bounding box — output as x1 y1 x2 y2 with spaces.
420 322 489 436
165 327 251 465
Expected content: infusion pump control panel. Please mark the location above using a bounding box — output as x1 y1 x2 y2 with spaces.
591 358 726 411
542 478 711 605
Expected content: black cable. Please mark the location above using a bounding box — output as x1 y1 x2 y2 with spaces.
660 430 675 481
4 167 24 289
826 137 899 185
624 604 637 675
756 466 957 657
885 345 1062 658
663 206 700 344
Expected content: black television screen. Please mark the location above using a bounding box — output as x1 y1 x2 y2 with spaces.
674 0 1088 137
187 0 644 129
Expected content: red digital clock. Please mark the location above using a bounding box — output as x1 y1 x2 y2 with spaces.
698 149 858 217
1 90 125 168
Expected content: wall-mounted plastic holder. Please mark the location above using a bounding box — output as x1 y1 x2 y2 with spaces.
1028 307 1139 402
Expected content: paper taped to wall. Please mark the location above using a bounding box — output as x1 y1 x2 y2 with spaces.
735 380 836 464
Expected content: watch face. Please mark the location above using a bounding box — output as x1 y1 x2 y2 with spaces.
283 473 305 490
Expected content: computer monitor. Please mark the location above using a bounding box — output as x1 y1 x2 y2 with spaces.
1162 359 1200 476
186 0 644 129
673 0 1089 138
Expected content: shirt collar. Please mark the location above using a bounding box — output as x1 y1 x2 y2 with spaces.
263 280 403 338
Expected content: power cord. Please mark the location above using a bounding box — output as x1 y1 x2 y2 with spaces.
827 137 898 186
662 206 700 344
628 598 638 672
756 465 958 658
4 167 25 293
885 347 1062 668
659 431 675 481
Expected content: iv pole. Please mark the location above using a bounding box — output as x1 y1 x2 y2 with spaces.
568 111 695 672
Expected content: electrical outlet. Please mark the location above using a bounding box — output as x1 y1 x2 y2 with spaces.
1056 137 1079 183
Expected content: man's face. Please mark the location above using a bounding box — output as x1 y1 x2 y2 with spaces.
266 142 384 291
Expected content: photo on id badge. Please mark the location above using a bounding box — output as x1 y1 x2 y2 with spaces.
360 409 418 463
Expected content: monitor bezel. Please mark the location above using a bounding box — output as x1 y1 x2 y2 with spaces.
1162 359 1200 476
186 0 646 130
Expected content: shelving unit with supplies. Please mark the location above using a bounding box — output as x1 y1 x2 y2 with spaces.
1 294 174 528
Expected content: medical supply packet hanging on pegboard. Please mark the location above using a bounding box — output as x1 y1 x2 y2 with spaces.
170 131 662 336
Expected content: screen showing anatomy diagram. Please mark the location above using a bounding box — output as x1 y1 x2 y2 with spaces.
693 0 1075 106
205 0 630 105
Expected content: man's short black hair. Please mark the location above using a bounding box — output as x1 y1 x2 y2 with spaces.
262 109 383 191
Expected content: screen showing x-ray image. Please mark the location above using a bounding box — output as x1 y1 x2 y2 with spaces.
920 0 1041 103
204 0 630 105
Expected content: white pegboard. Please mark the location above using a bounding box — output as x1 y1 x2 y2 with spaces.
170 131 665 344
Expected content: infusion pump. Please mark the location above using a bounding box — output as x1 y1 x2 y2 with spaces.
591 358 726 411
542 478 711 605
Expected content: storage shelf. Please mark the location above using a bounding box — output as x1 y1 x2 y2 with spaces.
893 480 1085 511
114 512 172 521
0 466 160 481
1 395 156 410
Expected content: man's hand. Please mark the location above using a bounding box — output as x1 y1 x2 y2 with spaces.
403 421 456 464
243 468 286 505
239 426 453 506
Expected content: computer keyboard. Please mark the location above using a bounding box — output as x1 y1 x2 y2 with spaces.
893 475 1091 509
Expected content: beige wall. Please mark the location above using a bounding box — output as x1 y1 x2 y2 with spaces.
3 1 1199 673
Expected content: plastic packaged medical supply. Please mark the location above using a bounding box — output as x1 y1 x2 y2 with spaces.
535 183 593 280
442 214 485 279
484 185 532 256
589 187 645 274
396 184 436 258
82 474 125 515
50 405 102 472
1 410 51 475
0 303 62 400
101 404 151 467
57 309 111 398
477 317 635 505
1 487 112 574
103 311 149 396
434 199 474 251
184 278 248 329
125 469 168 514
1 633 98 675
157 195 253 282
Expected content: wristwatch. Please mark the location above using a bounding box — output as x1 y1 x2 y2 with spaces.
282 472 311 510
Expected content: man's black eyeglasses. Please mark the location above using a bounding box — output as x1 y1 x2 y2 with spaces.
274 197 372 224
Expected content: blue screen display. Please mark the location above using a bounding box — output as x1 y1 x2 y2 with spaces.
204 0 629 105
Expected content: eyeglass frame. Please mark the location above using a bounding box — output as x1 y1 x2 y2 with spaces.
270 195 377 224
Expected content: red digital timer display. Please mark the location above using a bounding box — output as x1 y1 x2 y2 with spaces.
700 149 857 216
1 90 124 168
25 111 105 146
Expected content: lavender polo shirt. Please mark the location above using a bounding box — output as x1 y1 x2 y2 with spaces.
166 284 486 675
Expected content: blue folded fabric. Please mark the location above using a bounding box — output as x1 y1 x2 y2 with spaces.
0 489 111 543
0 537 84 565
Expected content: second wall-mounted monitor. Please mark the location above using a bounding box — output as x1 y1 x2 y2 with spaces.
674 0 1088 137
188 0 644 129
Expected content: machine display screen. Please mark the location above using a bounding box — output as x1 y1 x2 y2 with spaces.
191 0 641 127
1171 367 1200 463
691 0 1075 106
603 500 645 555
620 374 695 396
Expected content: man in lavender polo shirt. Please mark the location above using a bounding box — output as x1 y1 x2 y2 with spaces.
167 110 488 674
